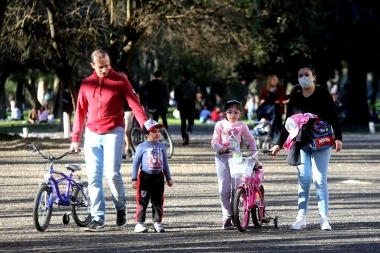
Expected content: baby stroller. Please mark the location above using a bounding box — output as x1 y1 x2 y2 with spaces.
250 104 282 149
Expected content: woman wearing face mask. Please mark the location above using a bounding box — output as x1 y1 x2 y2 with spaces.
270 63 343 231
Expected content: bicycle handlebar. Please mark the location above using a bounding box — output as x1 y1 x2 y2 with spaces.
220 148 272 157
246 149 273 158
27 144 80 161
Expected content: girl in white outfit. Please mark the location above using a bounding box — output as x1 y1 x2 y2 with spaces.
211 100 258 230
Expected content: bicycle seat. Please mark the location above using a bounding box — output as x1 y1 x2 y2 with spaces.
65 164 82 172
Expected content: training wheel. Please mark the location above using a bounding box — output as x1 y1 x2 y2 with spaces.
62 213 70 225
274 216 280 228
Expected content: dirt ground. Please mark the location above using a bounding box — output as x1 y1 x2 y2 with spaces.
0 133 380 252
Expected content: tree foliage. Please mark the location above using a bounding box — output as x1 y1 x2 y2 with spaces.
0 0 379 126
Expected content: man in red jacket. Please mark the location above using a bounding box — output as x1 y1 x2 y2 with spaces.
70 49 147 232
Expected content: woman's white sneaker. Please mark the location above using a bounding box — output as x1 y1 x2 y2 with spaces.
320 216 332 231
289 214 306 230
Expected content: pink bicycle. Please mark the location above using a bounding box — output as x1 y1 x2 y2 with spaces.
229 150 280 232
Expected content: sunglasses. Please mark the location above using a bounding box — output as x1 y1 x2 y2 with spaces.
226 111 241 115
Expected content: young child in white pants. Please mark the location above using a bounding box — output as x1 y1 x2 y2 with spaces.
211 100 258 230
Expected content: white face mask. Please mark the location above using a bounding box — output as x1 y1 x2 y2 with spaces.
298 76 314 88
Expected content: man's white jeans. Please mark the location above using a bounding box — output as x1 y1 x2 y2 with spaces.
84 126 126 223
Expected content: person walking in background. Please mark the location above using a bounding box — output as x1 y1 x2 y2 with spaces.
330 85 345 122
117 66 141 159
211 100 259 230
69 49 147 232
174 70 197 146
139 70 170 129
131 120 173 233
270 63 342 231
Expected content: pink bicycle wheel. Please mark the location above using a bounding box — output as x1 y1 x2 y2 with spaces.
233 187 250 232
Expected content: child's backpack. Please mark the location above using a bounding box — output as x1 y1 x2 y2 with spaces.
307 119 335 150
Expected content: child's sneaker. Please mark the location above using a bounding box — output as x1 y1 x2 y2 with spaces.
154 222 165 233
222 218 234 230
320 216 332 231
230 215 235 227
289 214 306 230
134 222 148 233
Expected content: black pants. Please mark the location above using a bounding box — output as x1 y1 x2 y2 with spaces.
178 100 195 139
135 171 165 223
269 105 282 140
152 106 168 130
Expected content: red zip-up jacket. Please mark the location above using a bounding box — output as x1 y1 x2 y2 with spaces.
72 69 147 143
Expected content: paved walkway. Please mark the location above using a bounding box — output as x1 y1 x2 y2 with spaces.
0 132 379 252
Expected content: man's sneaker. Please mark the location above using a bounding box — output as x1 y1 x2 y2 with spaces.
116 208 127 226
320 216 332 231
127 149 133 158
84 220 105 232
289 214 306 230
134 222 148 233
222 218 234 230
154 222 165 233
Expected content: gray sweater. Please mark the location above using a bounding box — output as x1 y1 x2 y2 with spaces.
131 140 171 181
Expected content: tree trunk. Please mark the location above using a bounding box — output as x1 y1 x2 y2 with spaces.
16 79 24 119
107 0 118 68
0 80 7 119
118 23 146 72
50 75 61 117
37 79 46 106
369 67 379 107
24 77 40 110
0 67 12 119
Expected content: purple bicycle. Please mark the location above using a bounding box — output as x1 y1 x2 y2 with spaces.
29 145 91 231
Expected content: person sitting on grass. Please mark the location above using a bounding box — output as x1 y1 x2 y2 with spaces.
10 103 22 120
38 106 49 123
199 106 212 123
28 107 38 124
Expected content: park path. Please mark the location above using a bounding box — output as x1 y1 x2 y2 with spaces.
0 133 380 252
